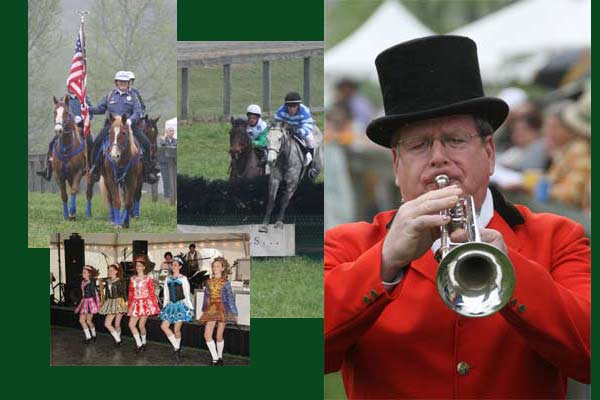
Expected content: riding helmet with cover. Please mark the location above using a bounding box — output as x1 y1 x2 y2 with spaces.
246 104 262 117
126 71 136 82
114 71 130 82
284 92 302 104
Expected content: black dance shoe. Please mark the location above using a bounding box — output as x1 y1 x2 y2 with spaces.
141 344 147 351
211 360 219 366
83 338 93 345
91 336 97 343
135 345 143 353
114 341 122 347
218 358 224 366
174 349 181 362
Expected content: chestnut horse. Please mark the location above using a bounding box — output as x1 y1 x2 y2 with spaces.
130 114 161 218
51 95 93 219
228 117 264 180
99 114 143 228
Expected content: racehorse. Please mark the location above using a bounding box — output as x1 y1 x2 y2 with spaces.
130 114 161 218
51 95 93 220
99 114 144 228
259 120 323 232
228 117 264 180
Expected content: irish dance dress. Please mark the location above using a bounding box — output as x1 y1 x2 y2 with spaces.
99 277 127 315
199 277 238 323
159 275 194 323
74 278 100 314
127 275 160 317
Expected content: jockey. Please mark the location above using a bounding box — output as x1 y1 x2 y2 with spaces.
246 104 268 166
125 71 146 116
274 92 318 178
88 71 158 184
37 82 94 181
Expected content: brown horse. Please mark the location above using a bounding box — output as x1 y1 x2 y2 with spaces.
130 114 161 217
99 114 143 228
51 95 93 220
229 117 264 180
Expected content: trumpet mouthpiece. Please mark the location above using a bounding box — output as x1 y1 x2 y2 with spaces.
435 174 450 188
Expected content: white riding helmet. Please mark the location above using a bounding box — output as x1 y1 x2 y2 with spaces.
126 71 135 81
114 71 130 82
246 104 262 116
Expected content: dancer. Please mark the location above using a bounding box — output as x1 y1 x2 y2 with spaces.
127 255 159 353
200 257 238 366
98 264 127 346
159 256 194 361
74 265 100 344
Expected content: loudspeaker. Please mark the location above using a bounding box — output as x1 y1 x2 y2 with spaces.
132 240 148 257
64 233 85 306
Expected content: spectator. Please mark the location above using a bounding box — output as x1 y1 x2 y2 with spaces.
334 78 375 132
544 88 591 208
496 107 548 171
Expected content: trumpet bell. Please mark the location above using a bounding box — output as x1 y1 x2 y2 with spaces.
436 242 515 318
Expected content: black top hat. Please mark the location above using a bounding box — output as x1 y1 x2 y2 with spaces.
366 35 509 148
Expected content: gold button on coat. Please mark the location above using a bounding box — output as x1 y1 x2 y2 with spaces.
457 361 470 376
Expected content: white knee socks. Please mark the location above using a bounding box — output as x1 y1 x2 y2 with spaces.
133 333 142 347
206 340 218 361
217 341 224 358
141 335 147 345
90 326 96 337
110 330 121 343
167 335 179 350
175 337 181 349
83 328 91 340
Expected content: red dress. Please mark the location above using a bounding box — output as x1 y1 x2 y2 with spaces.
127 275 159 317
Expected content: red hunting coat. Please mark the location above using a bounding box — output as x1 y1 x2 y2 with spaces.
325 190 590 399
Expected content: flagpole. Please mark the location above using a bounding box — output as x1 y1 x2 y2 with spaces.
77 10 90 171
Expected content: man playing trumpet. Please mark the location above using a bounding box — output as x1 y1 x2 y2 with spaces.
324 36 590 399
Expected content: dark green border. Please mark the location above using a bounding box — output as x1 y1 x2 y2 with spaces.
15 0 324 397
178 0 324 41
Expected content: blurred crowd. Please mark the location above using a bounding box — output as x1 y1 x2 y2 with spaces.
325 77 591 228
492 83 591 213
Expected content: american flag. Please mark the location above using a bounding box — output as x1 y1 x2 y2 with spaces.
67 25 90 137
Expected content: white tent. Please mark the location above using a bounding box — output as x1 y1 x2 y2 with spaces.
451 0 591 83
325 0 434 81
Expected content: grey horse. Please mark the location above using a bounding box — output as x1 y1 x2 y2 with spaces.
259 120 322 232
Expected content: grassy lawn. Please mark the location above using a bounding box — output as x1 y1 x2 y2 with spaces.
178 113 324 181
251 255 323 318
28 191 176 248
178 56 324 119
325 372 347 399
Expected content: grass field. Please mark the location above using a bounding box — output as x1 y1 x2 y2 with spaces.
177 56 324 119
178 113 324 181
325 372 347 399
28 192 176 248
251 255 323 318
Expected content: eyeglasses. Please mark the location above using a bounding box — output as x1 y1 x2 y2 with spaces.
396 132 480 155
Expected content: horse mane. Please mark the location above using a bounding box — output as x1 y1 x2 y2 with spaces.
111 116 138 155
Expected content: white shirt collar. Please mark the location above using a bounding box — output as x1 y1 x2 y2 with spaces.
431 188 494 253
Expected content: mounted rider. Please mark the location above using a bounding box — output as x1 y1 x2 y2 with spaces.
37 81 94 181
273 92 318 179
88 71 158 184
245 104 268 166
125 71 146 116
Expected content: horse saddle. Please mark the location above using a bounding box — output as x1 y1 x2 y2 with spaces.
292 135 308 151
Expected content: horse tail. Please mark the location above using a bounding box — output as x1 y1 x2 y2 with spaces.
99 176 109 207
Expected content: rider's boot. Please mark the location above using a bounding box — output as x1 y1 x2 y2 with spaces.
258 148 268 167
37 159 53 181
306 148 318 179
143 154 158 184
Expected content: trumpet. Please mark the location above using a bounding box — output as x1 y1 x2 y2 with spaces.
434 175 515 317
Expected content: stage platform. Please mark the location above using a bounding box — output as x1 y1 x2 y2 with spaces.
51 305 249 359
51 326 249 366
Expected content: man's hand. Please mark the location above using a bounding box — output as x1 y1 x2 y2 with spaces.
381 185 462 282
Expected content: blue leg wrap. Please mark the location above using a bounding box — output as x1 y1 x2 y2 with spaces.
86 200 92 217
120 208 129 227
133 201 140 217
69 194 77 215
62 203 69 220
